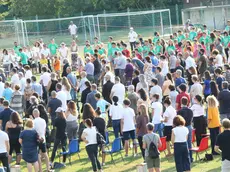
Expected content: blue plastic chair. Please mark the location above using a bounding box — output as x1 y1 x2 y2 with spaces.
59 139 80 164
103 138 124 164
105 131 110 145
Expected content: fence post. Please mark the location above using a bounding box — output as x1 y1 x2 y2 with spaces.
151 6 155 29
81 12 87 41
35 15 39 36
58 13 62 36
103 10 107 32
175 4 179 26
212 1 216 29
14 16 20 44
160 12 164 36
97 16 101 41
127 8 131 28
222 1 226 28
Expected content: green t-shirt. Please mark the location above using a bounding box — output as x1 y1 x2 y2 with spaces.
108 42 112 56
166 45 175 54
98 48 106 55
153 36 159 44
137 46 143 53
177 34 185 43
48 43 58 55
84 46 94 55
13 46 22 56
143 45 150 57
222 36 230 47
199 36 210 45
111 47 119 58
225 26 230 32
189 31 197 41
19 52 28 65
155 45 162 54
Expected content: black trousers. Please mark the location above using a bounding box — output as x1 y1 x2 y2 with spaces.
0 153 9 172
137 136 145 159
130 42 136 51
86 144 101 172
51 137 67 163
193 116 207 146
225 48 229 60
209 127 220 154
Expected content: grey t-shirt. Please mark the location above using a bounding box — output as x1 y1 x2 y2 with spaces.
169 55 177 69
155 73 164 87
143 133 160 157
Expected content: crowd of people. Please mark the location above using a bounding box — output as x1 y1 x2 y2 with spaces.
1 20 230 172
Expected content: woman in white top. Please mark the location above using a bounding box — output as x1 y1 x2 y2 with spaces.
61 77 72 102
0 125 10 172
65 101 78 141
32 42 40 73
172 115 191 172
143 56 153 85
81 119 102 172
10 49 19 68
159 55 169 76
162 98 176 156
136 74 149 93
109 96 123 138
190 95 207 146
2 49 11 77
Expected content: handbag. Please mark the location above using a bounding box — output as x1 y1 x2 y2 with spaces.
96 132 106 145
53 162 65 169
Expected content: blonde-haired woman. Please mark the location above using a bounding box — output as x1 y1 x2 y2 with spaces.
207 95 221 155
62 77 72 103
19 119 39 172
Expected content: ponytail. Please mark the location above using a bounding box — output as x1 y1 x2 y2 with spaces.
112 96 119 106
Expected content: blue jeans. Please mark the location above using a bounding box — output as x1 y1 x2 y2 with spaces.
154 123 163 137
174 142 191 172
70 88 76 101
112 119 121 138
186 125 193 162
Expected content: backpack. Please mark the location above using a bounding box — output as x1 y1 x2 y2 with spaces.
147 135 160 159
96 132 106 145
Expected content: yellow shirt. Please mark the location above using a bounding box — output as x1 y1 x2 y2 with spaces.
208 107 221 128
40 59 48 65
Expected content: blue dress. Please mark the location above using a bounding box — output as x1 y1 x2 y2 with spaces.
19 129 38 163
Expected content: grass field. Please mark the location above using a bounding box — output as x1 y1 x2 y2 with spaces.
15 130 221 172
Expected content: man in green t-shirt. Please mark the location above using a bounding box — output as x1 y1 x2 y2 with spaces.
177 30 185 43
225 20 230 32
107 36 113 57
13 42 22 56
84 41 94 55
19 48 28 65
48 38 58 56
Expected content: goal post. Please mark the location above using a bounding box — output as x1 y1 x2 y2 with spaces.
95 9 172 42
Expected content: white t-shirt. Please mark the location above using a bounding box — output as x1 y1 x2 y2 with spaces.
56 90 67 111
34 117 46 142
151 102 163 124
128 31 138 42
163 105 176 126
215 54 223 67
109 103 123 120
111 83 125 104
25 70 33 80
40 48 50 58
40 72 51 87
68 24 77 35
190 82 203 99
0 82 4 97
103 71 115 84
190 104 205 117
11 74 20 86
83 126 97 146
172 126 189 143
150 85 163 102
79 77 88 93
19 78 26 94
59 47 68 59
0 130 9 153
121 107 135 132
185 56 196 70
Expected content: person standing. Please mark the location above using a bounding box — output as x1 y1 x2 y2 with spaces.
110 77 125 104
102 75 114 104
121 99 137 157
127 85 139 114
19 119 39 172
68 21 77 40
215 118 230 172
171 115 191 172
0 123 10 172
218 81 230 121
48 91 62 125
66 67 77 101
85 57 95 82
0 101 14 131
86 84 98 110
128 27 138 51
142 123 162 172
81 119 102 172
56 83 67 111
207 95 221 155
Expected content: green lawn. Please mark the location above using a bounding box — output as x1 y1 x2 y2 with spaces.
15 131 221 172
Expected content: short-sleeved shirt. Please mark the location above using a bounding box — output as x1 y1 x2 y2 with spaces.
143 133 160 157
0 108 14 131
172 126 189 143
0 130 9 153
136 115 148 137
204 79 211 95
19 52 28 65
216 130 230 161
177 107 193 126
151 102 163 124
96 99 110 114
207 107 221 128
176 92 190 111
121 107 135 132
2 88 13 102
54 117 66 139
48 43 58 55
67 73 77 87
198 55 207 73
163 105 176 126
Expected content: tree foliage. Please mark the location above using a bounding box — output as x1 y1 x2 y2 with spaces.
1 0 182 19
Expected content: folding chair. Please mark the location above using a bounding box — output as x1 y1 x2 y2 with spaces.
192 129 196 146
105 131 110 146
190 136 209 161
59 139 81 164
103 138 124 165
158 136 169 161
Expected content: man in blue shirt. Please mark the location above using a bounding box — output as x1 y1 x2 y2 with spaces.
0 100 14 131
67 67 77 101
48 91 62 125
31 76 43 98
2 82 13 102
175 69 186 89
149 51 159 73
86 84 98 110
84 57 94 82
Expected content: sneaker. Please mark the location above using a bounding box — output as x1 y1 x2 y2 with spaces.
101 163 105 166
133 154 137 157
125 154 128 157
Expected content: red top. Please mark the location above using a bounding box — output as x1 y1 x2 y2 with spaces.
176 92 190 111
122 49 130 58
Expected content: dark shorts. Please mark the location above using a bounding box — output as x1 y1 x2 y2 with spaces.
9 139 21 155
38 143 47 153
163 126 173 142
123 130 136 141
145 156 160 169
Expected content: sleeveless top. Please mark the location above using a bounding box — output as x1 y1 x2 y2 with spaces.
8 124 22 140
66 113 77 122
